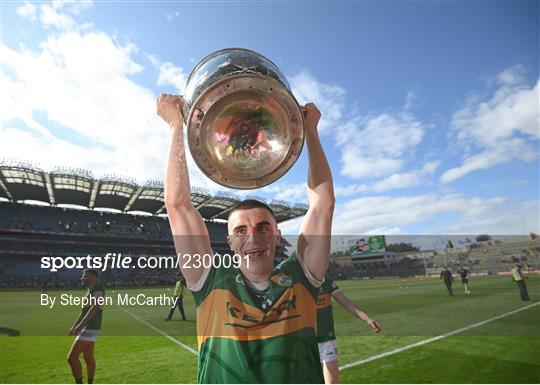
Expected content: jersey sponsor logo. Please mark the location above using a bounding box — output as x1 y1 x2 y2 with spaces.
271 273 292 287
226 295 298 327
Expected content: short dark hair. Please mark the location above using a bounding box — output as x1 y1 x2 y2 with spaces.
83 269 99 279
227 199 275 221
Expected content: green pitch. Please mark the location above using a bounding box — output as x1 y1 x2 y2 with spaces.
1 275 539 383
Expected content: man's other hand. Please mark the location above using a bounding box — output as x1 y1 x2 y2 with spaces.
366 318 382 333
303 102 321 132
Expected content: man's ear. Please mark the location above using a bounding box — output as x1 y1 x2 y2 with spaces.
276 228 281 242
227 235 232 249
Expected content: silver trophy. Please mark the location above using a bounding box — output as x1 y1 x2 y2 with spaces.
183 48 305 189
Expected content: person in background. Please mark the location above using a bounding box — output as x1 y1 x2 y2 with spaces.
511 263 531 301
316 275 381 383
457 265 471 294
67 269 104 384
166 277 187 321
440 267 454 296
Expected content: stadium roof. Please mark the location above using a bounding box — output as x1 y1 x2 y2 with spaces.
0 160 307 222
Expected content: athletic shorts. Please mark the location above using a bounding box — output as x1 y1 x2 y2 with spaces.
461 278 469 284
318 339 338 363
75 329 99 342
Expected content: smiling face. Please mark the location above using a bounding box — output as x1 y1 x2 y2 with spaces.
227 207 281 282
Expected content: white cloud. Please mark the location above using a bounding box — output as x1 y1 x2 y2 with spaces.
289 70 346 134
0 1 220 192
279 193 537 236
404 89 416 111
496 64 526 87
331 194 508 235
165 11 181 21
277 216 303 235
15 0 95 31
441 66 539 183
38 0 93 30
261 183 307 202
1 31 145 146
262 76 429 203
256 71 430 200
146 54 187 94
156 62 187 94
443 199 539 235
339 112 425 179
372 161 439 192
333 161 438 196
40 2 75 29
334 183 369 197
16 2 37 20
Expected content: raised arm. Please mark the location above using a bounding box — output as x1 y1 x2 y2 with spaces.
297 103 336 281
157 94 213 288
332 291 381 333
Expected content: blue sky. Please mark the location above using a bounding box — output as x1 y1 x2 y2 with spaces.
1 1 538 235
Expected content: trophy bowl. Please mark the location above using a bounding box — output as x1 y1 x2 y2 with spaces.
183 48 305 189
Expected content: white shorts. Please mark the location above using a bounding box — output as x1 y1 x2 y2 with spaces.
318 339 338 363
75 329 99 342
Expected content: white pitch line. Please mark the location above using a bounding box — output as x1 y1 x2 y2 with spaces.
119 307 198 356
340 301 540 371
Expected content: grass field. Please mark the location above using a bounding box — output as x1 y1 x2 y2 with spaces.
1 275 539 383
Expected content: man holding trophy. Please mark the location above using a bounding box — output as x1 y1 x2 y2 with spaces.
157 48 335 383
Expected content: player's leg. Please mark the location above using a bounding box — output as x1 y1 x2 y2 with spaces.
67 340 85 383
75 329 99 383
166 297 179 320
165 307 174 321
523 281 531 300
518 281 530 300
318 340 339 384
517 281 525 300
178 298 187 321
82 341 96 384
322 360 339 384
445 281 453 296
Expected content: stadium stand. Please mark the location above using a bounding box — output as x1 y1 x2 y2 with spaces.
0 160 307 289
332 240 539 279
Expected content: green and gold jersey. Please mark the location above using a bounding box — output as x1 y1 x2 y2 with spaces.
191 253 324 383
316 278 339 343
80 282 104 330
